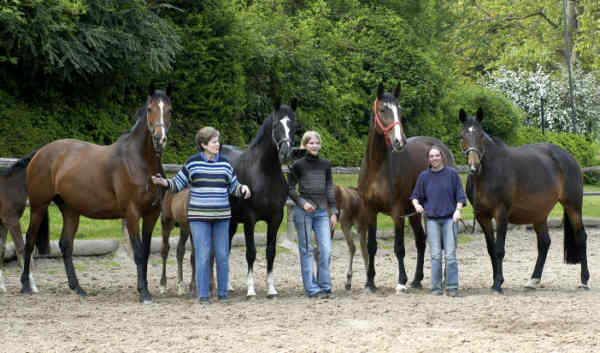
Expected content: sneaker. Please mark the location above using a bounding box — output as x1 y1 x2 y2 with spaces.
321 291 336 299
447 289 459 298
198 297 211 304
430 289 443 296
308 291 322 299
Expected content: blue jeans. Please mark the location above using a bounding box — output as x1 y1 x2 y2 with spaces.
189 220 230 298
293 207 332 296
426 217 459 291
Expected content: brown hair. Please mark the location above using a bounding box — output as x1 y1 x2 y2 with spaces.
195 126 220 152
300 130 321 149
427 145 445 168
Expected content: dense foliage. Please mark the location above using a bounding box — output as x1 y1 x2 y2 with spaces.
0 0 597 169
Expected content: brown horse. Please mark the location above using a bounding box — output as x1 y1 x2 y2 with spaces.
358 82 455 293
331 185 367 290
460 108 589 293
0 152 49 292
159 189 195 296
21 84 173 303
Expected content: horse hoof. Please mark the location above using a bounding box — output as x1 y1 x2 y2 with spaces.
20 287 33 295
246 295 256 301
492 287 504 295
266 293 277 299
364 284 377 294
578 284 591 291
395 284 408 294
410 282 423 289
524 278 541 290
345 283 352 291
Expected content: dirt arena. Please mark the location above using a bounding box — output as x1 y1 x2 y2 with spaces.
1 227 599 353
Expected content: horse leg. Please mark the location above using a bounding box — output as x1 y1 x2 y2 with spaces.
187 232 197 295
58 209 86 296
20 205 47 294
525 222 551 290
126 210 152 304
365 222 378 293
342 221 355 291
243 221 258 298
159 217 172 294
393 217 409 293
0 223 7 292
563 207 590 289
139 211 160 304
478 217 498 290
408 214 426 289
492 211 509 294
226 222 237 292
265 213 283 298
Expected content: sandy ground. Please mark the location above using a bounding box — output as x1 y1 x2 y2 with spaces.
1 227 599 353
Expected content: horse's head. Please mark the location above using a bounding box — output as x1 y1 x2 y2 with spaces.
373 83 407 152
146 83 173 155
271 97 298 163
459 107 485 175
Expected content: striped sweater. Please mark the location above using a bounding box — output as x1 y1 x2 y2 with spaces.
167 152 242 221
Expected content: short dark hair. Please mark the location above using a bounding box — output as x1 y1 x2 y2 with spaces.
195 126 220 152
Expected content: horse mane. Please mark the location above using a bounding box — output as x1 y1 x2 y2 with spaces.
116 90 172 142
248 114 274 148
0 150 37 176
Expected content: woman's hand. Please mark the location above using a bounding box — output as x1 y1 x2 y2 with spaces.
413 203 424 214
453 209 462 223
240 185 251 199
303 202 316 213
329 214 337 238
151 174 168 187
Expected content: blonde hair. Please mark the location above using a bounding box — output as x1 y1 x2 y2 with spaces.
195 126 220 152
300 131 321 149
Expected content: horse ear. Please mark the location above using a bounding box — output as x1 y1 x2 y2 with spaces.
459 109 467 123
273 97 281 111
166 82 173 98
148 82 156 97
476 107 484 122
290 97 298 111
393 82 402 98
377 83 384 100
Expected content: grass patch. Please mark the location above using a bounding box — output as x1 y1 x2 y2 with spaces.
101 260 121 269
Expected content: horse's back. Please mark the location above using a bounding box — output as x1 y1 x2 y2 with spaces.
162 189 190 226
220 144 244 164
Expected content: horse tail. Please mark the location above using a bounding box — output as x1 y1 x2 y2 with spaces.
35 208 51 255
563 210 582 264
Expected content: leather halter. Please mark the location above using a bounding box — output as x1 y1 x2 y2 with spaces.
373 100 402 146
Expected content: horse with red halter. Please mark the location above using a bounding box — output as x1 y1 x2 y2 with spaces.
331 185 367 290
0 152 49 292
460 108 589 293
358 82 455 293
21 84 173 303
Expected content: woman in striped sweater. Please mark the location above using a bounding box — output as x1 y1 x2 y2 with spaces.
151 127 250 303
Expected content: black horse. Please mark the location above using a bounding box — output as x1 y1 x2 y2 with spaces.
460 108 589 293
220 98 298 298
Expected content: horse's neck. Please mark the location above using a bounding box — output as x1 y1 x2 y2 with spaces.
473 134 505 184
250 121 281 173
122 118 162 172
359 128 388 189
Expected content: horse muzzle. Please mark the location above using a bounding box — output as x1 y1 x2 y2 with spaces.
153 134 167 154
278 142 292 163
390 135 406 152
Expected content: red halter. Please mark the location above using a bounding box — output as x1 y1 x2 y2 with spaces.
373 100 402 146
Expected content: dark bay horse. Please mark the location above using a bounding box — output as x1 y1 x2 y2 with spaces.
460 108 589 293
0 152 49 292
220 98 297 298
358 83 455 293
21 84 173 303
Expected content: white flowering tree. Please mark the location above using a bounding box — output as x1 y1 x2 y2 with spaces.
481 64 600 135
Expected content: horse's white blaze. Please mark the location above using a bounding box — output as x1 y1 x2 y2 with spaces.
525 278 541 289
30 272 38 293
468 127 475 133
281 116 291 141
266 272 277 296
247 270 256 297
395 283 408 293
159 283 167 294
158 100 167 145
385 103 403 143
0 270 6 293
